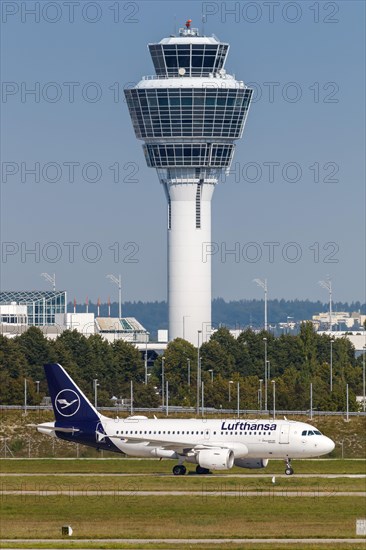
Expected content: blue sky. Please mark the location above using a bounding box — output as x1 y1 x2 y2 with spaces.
1 0 365 304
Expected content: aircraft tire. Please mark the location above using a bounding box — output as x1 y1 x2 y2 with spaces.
196 465 210 475
173 465 186 476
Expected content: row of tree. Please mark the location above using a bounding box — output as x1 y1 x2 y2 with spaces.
76 298 366 338
0 323 363 411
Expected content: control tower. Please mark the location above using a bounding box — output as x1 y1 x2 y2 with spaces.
125 20 252 345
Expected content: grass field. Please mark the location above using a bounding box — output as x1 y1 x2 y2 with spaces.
1 494 365 539
1 544 366 550
0 458 365 549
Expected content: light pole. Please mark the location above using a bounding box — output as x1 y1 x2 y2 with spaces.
130 380 133 415
24 378 27 415
36 381 40 394
259 379 263 412
346 383 349 422
271 380 276 419
166 380 169 417
319 277 332 332
197 330 202 415
310 382 313 420
263 337 268 412
41 272 56 291
161 356 165 409
187 358 191 386
363 346 366 413
330 338 334 392
266 360 271 380
237 382 240 418
93 379 99 408
144 332 150 385
253 278 268 331
201 381 204 417
107 273 122 319
208 369 214 383
229 380 234 403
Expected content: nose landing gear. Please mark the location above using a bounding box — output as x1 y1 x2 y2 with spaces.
285 458 294 475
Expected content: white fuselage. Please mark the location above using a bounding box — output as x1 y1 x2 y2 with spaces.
96 417 335 461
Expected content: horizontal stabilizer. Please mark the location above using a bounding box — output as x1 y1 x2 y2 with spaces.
37 423 80 434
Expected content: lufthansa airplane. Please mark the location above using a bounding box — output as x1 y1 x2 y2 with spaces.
37 363 335 475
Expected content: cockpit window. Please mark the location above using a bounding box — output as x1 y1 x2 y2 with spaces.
302 429 322 436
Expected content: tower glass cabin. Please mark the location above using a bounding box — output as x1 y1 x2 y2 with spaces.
125 23 252 345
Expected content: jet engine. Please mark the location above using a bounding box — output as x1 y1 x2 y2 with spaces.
198 448 235 470
234 458 269 469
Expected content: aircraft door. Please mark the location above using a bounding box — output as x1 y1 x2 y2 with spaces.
279 424 290 444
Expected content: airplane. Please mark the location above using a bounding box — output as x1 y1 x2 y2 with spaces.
37 363 335 475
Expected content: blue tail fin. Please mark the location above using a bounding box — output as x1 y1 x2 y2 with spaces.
44 363 101 423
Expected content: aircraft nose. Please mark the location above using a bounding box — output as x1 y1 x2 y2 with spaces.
324 436 335 454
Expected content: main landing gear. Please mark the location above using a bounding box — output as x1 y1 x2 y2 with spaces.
196 465 210 475
172 464 211 475
172 464 186 476
285 458 294 476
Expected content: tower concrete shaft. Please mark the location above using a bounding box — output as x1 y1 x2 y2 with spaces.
125 22 252 345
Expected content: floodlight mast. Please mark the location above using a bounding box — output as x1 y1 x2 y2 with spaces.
41 273 56 291
124 21 253 345
253 278 268 331
107 274 122 319
319 277 332 332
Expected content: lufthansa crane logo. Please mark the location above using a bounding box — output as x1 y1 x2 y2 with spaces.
55 389 81 417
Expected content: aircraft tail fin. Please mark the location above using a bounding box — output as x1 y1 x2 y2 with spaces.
44 363 101 423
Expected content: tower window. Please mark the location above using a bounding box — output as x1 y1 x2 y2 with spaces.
196 182 202 229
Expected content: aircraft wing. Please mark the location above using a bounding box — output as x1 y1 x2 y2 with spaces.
105 433 247 456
